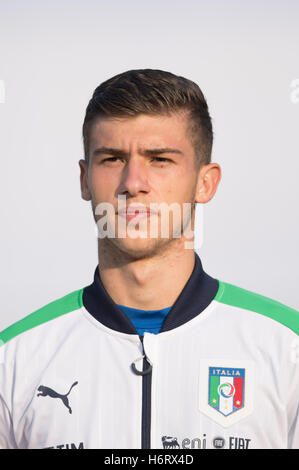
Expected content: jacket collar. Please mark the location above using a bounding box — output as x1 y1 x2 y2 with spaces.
82 252 219 335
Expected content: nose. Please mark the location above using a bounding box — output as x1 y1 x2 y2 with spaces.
118 156 150 197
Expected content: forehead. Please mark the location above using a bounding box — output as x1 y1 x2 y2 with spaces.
88 112 193 151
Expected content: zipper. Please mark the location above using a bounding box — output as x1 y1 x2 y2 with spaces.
141 354 152 449
131 335 152 449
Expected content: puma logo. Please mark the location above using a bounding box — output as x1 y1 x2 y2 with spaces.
37 381 78 414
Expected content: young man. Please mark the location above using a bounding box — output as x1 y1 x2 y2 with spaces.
0 69 298 449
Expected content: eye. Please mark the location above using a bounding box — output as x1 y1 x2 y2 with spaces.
152 157 172 163
102 157 123 164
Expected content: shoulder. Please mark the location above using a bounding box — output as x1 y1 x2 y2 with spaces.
0 288 84 346
214 280 299 336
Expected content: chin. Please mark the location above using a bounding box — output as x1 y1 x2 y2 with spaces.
111 236 171 261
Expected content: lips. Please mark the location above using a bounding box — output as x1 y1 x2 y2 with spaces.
117 205 156 220
118 205 152 214
119 208 149 215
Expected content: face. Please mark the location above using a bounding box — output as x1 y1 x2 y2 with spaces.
79 112 220 260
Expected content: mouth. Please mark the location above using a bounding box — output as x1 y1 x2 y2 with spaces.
117 207 155 221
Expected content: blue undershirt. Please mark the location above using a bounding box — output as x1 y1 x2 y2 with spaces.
116 304 173 336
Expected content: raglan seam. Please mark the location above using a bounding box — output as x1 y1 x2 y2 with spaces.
0 288 84 347
214 280 299 337
213 305 299 338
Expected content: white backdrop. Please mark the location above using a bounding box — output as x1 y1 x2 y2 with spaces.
0 0 298 330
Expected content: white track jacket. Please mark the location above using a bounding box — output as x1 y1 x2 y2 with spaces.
0 253 299 449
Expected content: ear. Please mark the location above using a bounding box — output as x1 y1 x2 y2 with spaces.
79 159 92 201
194 163 222 204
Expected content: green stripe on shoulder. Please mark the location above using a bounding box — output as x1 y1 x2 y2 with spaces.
0 288 84 345
215 280 299 335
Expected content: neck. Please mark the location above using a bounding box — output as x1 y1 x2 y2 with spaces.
97 238 196 310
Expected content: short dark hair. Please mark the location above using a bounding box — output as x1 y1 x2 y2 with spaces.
82 69 213 169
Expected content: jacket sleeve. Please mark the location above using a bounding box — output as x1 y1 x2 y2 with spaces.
0 343 17 449
287 338 299 449
0 392 16 449
288 401 299 448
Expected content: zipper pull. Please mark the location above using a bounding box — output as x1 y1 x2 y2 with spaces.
131 336 152 376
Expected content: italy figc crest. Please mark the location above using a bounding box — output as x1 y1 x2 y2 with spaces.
208 367 245 416
199 359 254 427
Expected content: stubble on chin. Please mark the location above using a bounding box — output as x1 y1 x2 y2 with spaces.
98 233 175 266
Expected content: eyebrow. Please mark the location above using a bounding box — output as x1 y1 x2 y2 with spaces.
92 146 183 158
